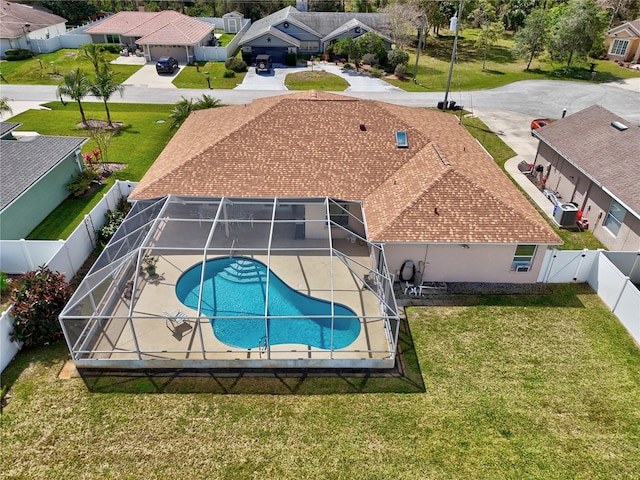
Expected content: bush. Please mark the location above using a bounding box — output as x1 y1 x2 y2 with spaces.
387 49 410 71
224 57 247 72
362 53 376 66
286 52 297 66
66 168 99 198
223 69 235 78
96 197 131 248
92 43 121 54
9 267 73 348
4 49 33 61
0 272 10 296
394 63 408 78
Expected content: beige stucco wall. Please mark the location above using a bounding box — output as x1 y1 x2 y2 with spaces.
534 143 640 250
383 243 548 283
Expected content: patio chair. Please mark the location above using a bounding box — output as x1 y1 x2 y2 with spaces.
164 310 192 339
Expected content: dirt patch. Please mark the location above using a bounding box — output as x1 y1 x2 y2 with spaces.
76 119 123 129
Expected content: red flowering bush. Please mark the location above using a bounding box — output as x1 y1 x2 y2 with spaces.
9 267 73 348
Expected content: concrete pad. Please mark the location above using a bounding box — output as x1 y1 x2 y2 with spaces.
0 101 49 121
234 67 289 91
120 63 178 89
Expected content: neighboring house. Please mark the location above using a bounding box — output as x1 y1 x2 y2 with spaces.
239 6 393 64
605 19 640 64
84 10 215 63
0 0 66 58
0 122 87 240
130 92 561 283
532 105 640 251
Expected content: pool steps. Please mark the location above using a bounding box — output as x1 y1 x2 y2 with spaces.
218 258 268 284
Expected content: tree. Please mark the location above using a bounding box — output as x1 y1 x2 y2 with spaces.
549 0 609 70
500 0 535 31
356 31 388 65
513 8 550 70
383 1 426 50
42 0 97 26
334 36 362 68
10 267 73 348
471 0 500 70
89 64 125 127
57 68 90 125
0 96 12 118
83 43 107 75
169 94 222 130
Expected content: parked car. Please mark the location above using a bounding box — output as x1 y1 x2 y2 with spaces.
531 118 553 135
156 56 178 74
255 54 272 74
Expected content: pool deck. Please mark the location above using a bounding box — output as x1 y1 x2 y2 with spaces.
84 243 395 369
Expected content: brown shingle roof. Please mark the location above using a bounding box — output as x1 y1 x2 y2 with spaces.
0 0 65 39
131 92 560 244
535 105 640 216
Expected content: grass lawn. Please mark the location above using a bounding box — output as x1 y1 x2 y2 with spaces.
284 71 349 90
0 49 141 86
10 102 176 239
384 29 640 92
1 284 639 478
173 61 246 89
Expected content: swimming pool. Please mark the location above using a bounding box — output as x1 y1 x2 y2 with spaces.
175 257 361 349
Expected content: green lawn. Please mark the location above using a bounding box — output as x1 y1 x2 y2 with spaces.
10 102 176 239
284 70 349 90
173 61 246 89
0 49 141 85
1 284 639 478
385 29 640 92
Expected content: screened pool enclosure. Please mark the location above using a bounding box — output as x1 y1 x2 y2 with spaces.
60 196 400 369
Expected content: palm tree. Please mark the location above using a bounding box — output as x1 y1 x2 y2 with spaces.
88 64 125 127
83 43 106 75
169 95 221 130
0 96 12 118
57 69 90 125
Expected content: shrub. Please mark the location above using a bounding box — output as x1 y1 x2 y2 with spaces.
394 63 408 78
96 197 131 248
10 267 73 348
92 43 120 54
362 53 376 66
387 49 410 71
66 168 99 198
4 49 33 61
223 69 235 78
286 52 297 66
0 272 10 296
224 57 247 72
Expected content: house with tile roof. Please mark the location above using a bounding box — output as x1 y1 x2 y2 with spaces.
0 122 87 240
0 0 66 58
532 105 640 251
239 6 393 64
130 92 561 283
605 19 640 65
84 10 215 63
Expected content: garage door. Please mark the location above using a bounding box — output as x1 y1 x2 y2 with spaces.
251 47 287 65
149 46 188 63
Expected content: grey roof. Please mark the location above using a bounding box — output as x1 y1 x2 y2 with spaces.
535 105 640 216
0 134 87 210
0 121 20 138
240 6 391 45
0 1 66 39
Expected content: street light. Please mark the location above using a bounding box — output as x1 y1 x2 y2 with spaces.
442 0 465 110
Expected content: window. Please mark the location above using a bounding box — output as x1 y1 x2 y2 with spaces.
106 34 120 44
329 202 350 227
603 200 626 236
610 39 628 56
511 245 536 272
299 41 319 52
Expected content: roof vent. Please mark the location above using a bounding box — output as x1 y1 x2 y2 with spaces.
395 131 408 148
359 123 366 131
611 121 628 131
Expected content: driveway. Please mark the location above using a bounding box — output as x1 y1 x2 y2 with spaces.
120 63 179 89
234 62 402 93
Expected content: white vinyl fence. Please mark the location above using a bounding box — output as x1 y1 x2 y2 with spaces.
0 181 137 372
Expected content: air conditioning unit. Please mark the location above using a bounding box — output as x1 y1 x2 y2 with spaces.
514 263 530 272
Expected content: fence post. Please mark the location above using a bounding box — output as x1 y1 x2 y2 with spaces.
573 248 589 282
20 239 36 271
61 239 76 280
612 277 631 313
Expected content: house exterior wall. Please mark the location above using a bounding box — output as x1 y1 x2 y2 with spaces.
534 142 640 251
275 22 319 43
605 33 640 63
384 243 548 283
0 154 82 240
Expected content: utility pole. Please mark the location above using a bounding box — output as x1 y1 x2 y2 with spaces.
442 0 464 110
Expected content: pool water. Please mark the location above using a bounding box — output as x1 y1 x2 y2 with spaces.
175 257 361 349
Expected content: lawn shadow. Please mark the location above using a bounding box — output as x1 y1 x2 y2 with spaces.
78 315 427 395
